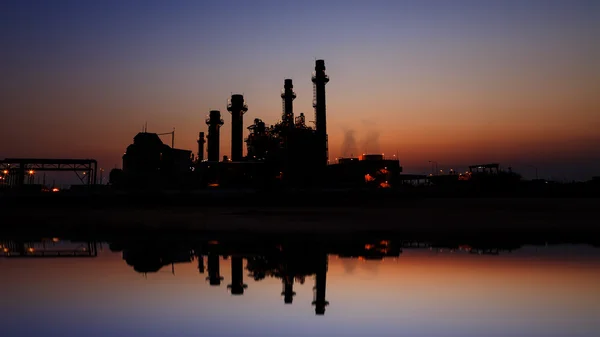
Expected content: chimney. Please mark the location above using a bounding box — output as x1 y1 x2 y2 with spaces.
227 94 248 161
311 60 330 167
197 132 205 161
206 110 224 162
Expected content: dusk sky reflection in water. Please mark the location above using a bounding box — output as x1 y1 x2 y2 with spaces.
1 244 599 337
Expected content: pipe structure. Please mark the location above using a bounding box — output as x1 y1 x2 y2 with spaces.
206 110 224 162
281 79 296 128
227 94 248 162
197 132 205 162
311 60 330 166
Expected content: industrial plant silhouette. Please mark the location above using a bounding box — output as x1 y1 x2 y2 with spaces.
1 235 533 316
1 59 598 195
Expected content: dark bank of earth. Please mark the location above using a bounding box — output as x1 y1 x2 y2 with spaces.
1 190 599 245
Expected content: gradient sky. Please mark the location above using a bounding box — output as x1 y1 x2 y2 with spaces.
1 245 600 336
1 0 599 180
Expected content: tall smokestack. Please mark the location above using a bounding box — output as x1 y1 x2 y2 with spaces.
197 132 205 161
206 110 224 162
312 59 330 166
227 94 248 161
227 256 248 295
311 253 329 315
281 79 296 128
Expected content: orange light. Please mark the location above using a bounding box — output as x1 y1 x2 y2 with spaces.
2 170 7 174
28 170 34 175
52 237 60 242
52 188 59 192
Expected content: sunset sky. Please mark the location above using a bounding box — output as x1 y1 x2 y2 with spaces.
1 0 599 180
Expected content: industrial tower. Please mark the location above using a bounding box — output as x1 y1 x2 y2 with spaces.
312 60 330 166
206 110 224 162
197 132 205 162
227 256 248 295
227 94 248 162
312 253 329 315
281 79 296 128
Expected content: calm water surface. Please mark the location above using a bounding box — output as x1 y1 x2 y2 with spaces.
1 240 599 337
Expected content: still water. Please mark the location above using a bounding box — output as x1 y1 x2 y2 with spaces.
1 239 599 337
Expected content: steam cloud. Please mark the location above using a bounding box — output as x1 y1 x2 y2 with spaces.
362 130 380 154
341 129 358 157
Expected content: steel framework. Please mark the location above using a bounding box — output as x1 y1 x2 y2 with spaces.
0 158 98 186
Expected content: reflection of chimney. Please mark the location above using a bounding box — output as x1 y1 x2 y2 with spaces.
312 254 329 315
206 110 224 162
227 256 248 295
227 94 248 161
281 277 296 304
311 60 330 167
206 254 223 286
197 254 205 274
281 79 296 128
197 132 205 162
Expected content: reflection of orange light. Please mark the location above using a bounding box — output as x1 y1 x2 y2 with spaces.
52 237 60 242
365 244 375 250
208 240 219 245
208 183 219 187
364 174 375 182
380 240 389 246
27 247 35 252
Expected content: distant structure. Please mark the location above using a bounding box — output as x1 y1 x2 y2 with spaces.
121 132 192 188
227 95 248 162
227 256 248 295
312 254 329 315
281 79 296 129
197 132 206 162
112 59 404 190
312 59 330 167
207 253 224 286
206 110 224 162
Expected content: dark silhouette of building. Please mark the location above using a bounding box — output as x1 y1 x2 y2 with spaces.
329 154 402 188
121 132 192 188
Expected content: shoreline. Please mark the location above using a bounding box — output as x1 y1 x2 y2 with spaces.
1 197 598 245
